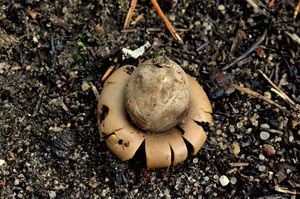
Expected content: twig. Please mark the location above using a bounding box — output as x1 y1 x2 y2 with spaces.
246 0 269 16
268 0 276 8
90 82 100 101
274 185 298 195
294 0 300 19
18 45 25 67
223 29 268 70
123 0 137 29
50 34 56 68
246 0 259 10
228 162 249 167
285 31 300 46
101 65 115 82
121 28 190 33
232 83 286 112
258 69 295 106
260 128 283 135
196 43 209 52
61 100 69 112
151 0 183 44
230 21 245 56
32 91 45 117
49 15 72 32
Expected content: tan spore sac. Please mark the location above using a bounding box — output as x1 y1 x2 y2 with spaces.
125 56 190 133
97 56 213 169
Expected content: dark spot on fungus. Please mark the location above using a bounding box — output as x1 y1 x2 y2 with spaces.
99 105 109 122
118 139 123 145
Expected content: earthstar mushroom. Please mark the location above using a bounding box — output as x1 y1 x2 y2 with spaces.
97 56 212 169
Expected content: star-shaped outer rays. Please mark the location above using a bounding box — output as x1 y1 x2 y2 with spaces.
97 63 212 169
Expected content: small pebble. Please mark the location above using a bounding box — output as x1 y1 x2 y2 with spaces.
259 154 265 160
32 36 39 43
263 144 276 157
258 165 266 172
203 176 209 182
264 91 272 99
229 125 235 133
182 60 189 68
62 6 68 14
0 159 5 166
246 128 252 134
230 177 237 185
260 131 270 140
260 123 270 129
218 5 225 11
268 171 274 180
286 168 292 175
14 179 20 186
81 81 91 92
288 135 294 142
213 175 219 180
231 142 240 156
219 175 230 186
192 158 199 164
274 136 282 142
95 24 104 34
236 121 243 129
49 191 57 198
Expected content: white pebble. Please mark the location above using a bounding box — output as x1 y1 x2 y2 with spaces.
192 158 199 164
182 60 189 67
260 131 270 140
259 154 265 160
14 179 20 186
289 136 294 142
49 191 56 198
230 177 237 185
32 36 39 43
218 5 225 11
286 169 292 174
81 81 91 92
260 123 270 129
0 159 6 166
275 136 282 142
219 175 230 186
258 165 266 172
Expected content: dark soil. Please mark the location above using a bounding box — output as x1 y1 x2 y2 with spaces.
0 0 299 198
